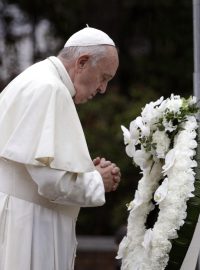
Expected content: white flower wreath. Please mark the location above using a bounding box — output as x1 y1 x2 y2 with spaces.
117 95 199 270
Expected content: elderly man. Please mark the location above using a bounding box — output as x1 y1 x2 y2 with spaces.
0 27 120 270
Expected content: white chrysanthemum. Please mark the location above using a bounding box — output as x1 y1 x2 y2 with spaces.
134 149 152 169
184 116 198 130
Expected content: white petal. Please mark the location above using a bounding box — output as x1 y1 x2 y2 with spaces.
130 120 140 141
162 149 176 173
154 96 164 106
154 177 168 204
121 125 131 145
125 142 135 157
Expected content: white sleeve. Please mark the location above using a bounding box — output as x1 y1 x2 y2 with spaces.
26 165 105 207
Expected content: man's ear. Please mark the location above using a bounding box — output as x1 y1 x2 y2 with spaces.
76 55 90 70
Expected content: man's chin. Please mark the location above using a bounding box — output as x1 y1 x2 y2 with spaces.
74 98 88 105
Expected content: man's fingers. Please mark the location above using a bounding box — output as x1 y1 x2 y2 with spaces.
113 175 121 183
112 182 119 191
100 158 112 168
111 166 120 174
93 157 101 165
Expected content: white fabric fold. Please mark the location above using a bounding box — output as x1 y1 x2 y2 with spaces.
0 57 94 173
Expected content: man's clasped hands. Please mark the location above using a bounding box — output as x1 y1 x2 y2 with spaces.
93 157 121 192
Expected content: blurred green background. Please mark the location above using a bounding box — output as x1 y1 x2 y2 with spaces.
0 0 194 235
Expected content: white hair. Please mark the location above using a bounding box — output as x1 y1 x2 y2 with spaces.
58 45 108 66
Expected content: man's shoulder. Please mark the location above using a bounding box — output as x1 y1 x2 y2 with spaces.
21 59 64 91
2 58 72 104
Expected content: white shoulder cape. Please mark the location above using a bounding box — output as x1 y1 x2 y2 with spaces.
0 56 95 173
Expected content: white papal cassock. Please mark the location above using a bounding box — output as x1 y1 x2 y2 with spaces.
0 56 105 270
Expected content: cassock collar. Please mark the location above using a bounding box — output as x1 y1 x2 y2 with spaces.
47 56 76 97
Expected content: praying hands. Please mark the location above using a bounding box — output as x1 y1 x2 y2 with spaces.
93 157 121 192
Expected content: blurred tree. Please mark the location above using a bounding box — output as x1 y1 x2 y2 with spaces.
0 1 22 84
5 0 193 96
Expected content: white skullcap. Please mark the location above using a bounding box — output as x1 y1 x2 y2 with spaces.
64 26 115 47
